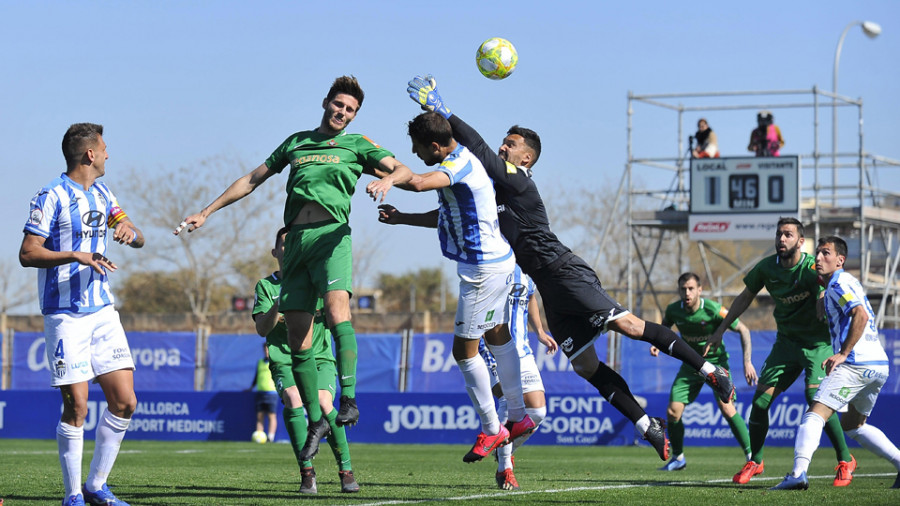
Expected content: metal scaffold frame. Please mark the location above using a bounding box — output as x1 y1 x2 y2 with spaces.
602 87 900 370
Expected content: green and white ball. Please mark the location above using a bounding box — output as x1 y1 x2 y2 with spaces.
476 37 518 80
251 430 267 444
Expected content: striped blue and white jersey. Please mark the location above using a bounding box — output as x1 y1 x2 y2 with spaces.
436 145 513 265
822 269 888 366
24 174 128 315
507 265 535 358
478 265 536 366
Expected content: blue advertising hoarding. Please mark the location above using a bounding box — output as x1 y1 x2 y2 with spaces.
3 389 897 448
10 331 196 391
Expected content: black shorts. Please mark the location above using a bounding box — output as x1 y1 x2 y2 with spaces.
530 252 629 358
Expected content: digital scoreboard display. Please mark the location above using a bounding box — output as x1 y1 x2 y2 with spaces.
690 156 799 214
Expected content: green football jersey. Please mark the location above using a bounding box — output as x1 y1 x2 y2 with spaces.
663 298 738 362
252 273 334 363
743 252 828 347
265 130 395 225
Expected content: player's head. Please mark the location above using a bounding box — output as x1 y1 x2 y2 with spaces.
62 123 106 172
757 110 773 127
697 118 709 131
320 76 364 135
775 217 804 260
272 226 289 268
499 125 541 168
676 272 702 308
407 112 454 166
815 235 847 277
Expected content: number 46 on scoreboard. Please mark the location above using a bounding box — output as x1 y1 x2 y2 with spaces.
689 156 799 214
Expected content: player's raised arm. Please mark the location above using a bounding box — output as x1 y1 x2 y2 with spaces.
365 157 414 202
704 287 756 356
175 162 275 235
377 204 439 228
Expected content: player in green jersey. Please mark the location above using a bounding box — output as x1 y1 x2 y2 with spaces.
252 227 359 494
651 272 756 471
178 76 414 460
706 217 856 486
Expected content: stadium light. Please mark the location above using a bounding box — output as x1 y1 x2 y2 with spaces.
832 20 881 205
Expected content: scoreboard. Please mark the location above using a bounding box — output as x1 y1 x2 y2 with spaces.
689 156 799 240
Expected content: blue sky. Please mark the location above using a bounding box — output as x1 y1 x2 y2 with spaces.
2 1 898 313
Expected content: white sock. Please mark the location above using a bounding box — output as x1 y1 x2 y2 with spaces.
635 415 651 435
57 421 84 499
268 432 275 442
85 409 131 491
496 396 508 425
699 362 716 376
793 411 826 477
845 424 900 470
512 405 547 452
487 340 525 422
457 355 500 434
497 441 514 471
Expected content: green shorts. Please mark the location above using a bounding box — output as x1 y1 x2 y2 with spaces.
758 337 831 390
281 220 354 313
267 344 338 401
669 358 735 404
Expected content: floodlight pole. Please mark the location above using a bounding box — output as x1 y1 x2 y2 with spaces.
833 20 881 205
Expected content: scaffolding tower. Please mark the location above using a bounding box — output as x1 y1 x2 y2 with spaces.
602 87 900 368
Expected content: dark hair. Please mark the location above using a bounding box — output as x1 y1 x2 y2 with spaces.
407 112 453 147
507 125 541 165
326 75 364 109
818 235 848 258
275 226 290 248
677 272 701 286
757 110 774 126
62 123 103 166
777 216 804 238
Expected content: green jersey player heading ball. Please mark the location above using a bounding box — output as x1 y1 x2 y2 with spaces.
177 76 414 461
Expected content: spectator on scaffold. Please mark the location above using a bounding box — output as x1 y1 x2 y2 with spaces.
691 118 719 158
748 110 784 157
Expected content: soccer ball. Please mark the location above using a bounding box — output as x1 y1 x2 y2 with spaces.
476 38 518 80
251 430 267 444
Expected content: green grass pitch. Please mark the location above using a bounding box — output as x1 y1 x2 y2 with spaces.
1 439 897 504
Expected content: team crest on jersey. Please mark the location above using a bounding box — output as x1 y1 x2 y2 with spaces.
29 208 43 225
328 140 337 146
54 359 67 379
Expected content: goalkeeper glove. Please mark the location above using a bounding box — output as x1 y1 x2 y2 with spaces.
407 74 451 119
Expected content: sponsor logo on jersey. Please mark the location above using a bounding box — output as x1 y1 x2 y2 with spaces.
778 292 810 305
561 337 574 353
291 153 342 168
83 210 105 227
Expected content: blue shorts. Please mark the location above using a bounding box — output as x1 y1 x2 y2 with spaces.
255 391 279 413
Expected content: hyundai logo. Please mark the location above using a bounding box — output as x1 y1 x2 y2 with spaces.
83 210 105 227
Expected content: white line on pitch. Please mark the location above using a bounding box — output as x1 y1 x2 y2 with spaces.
354 472 898 506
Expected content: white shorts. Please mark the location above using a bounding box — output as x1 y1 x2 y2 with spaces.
813 363 888 416
455 256 516 340
485 351 545 395
44 305 135 387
